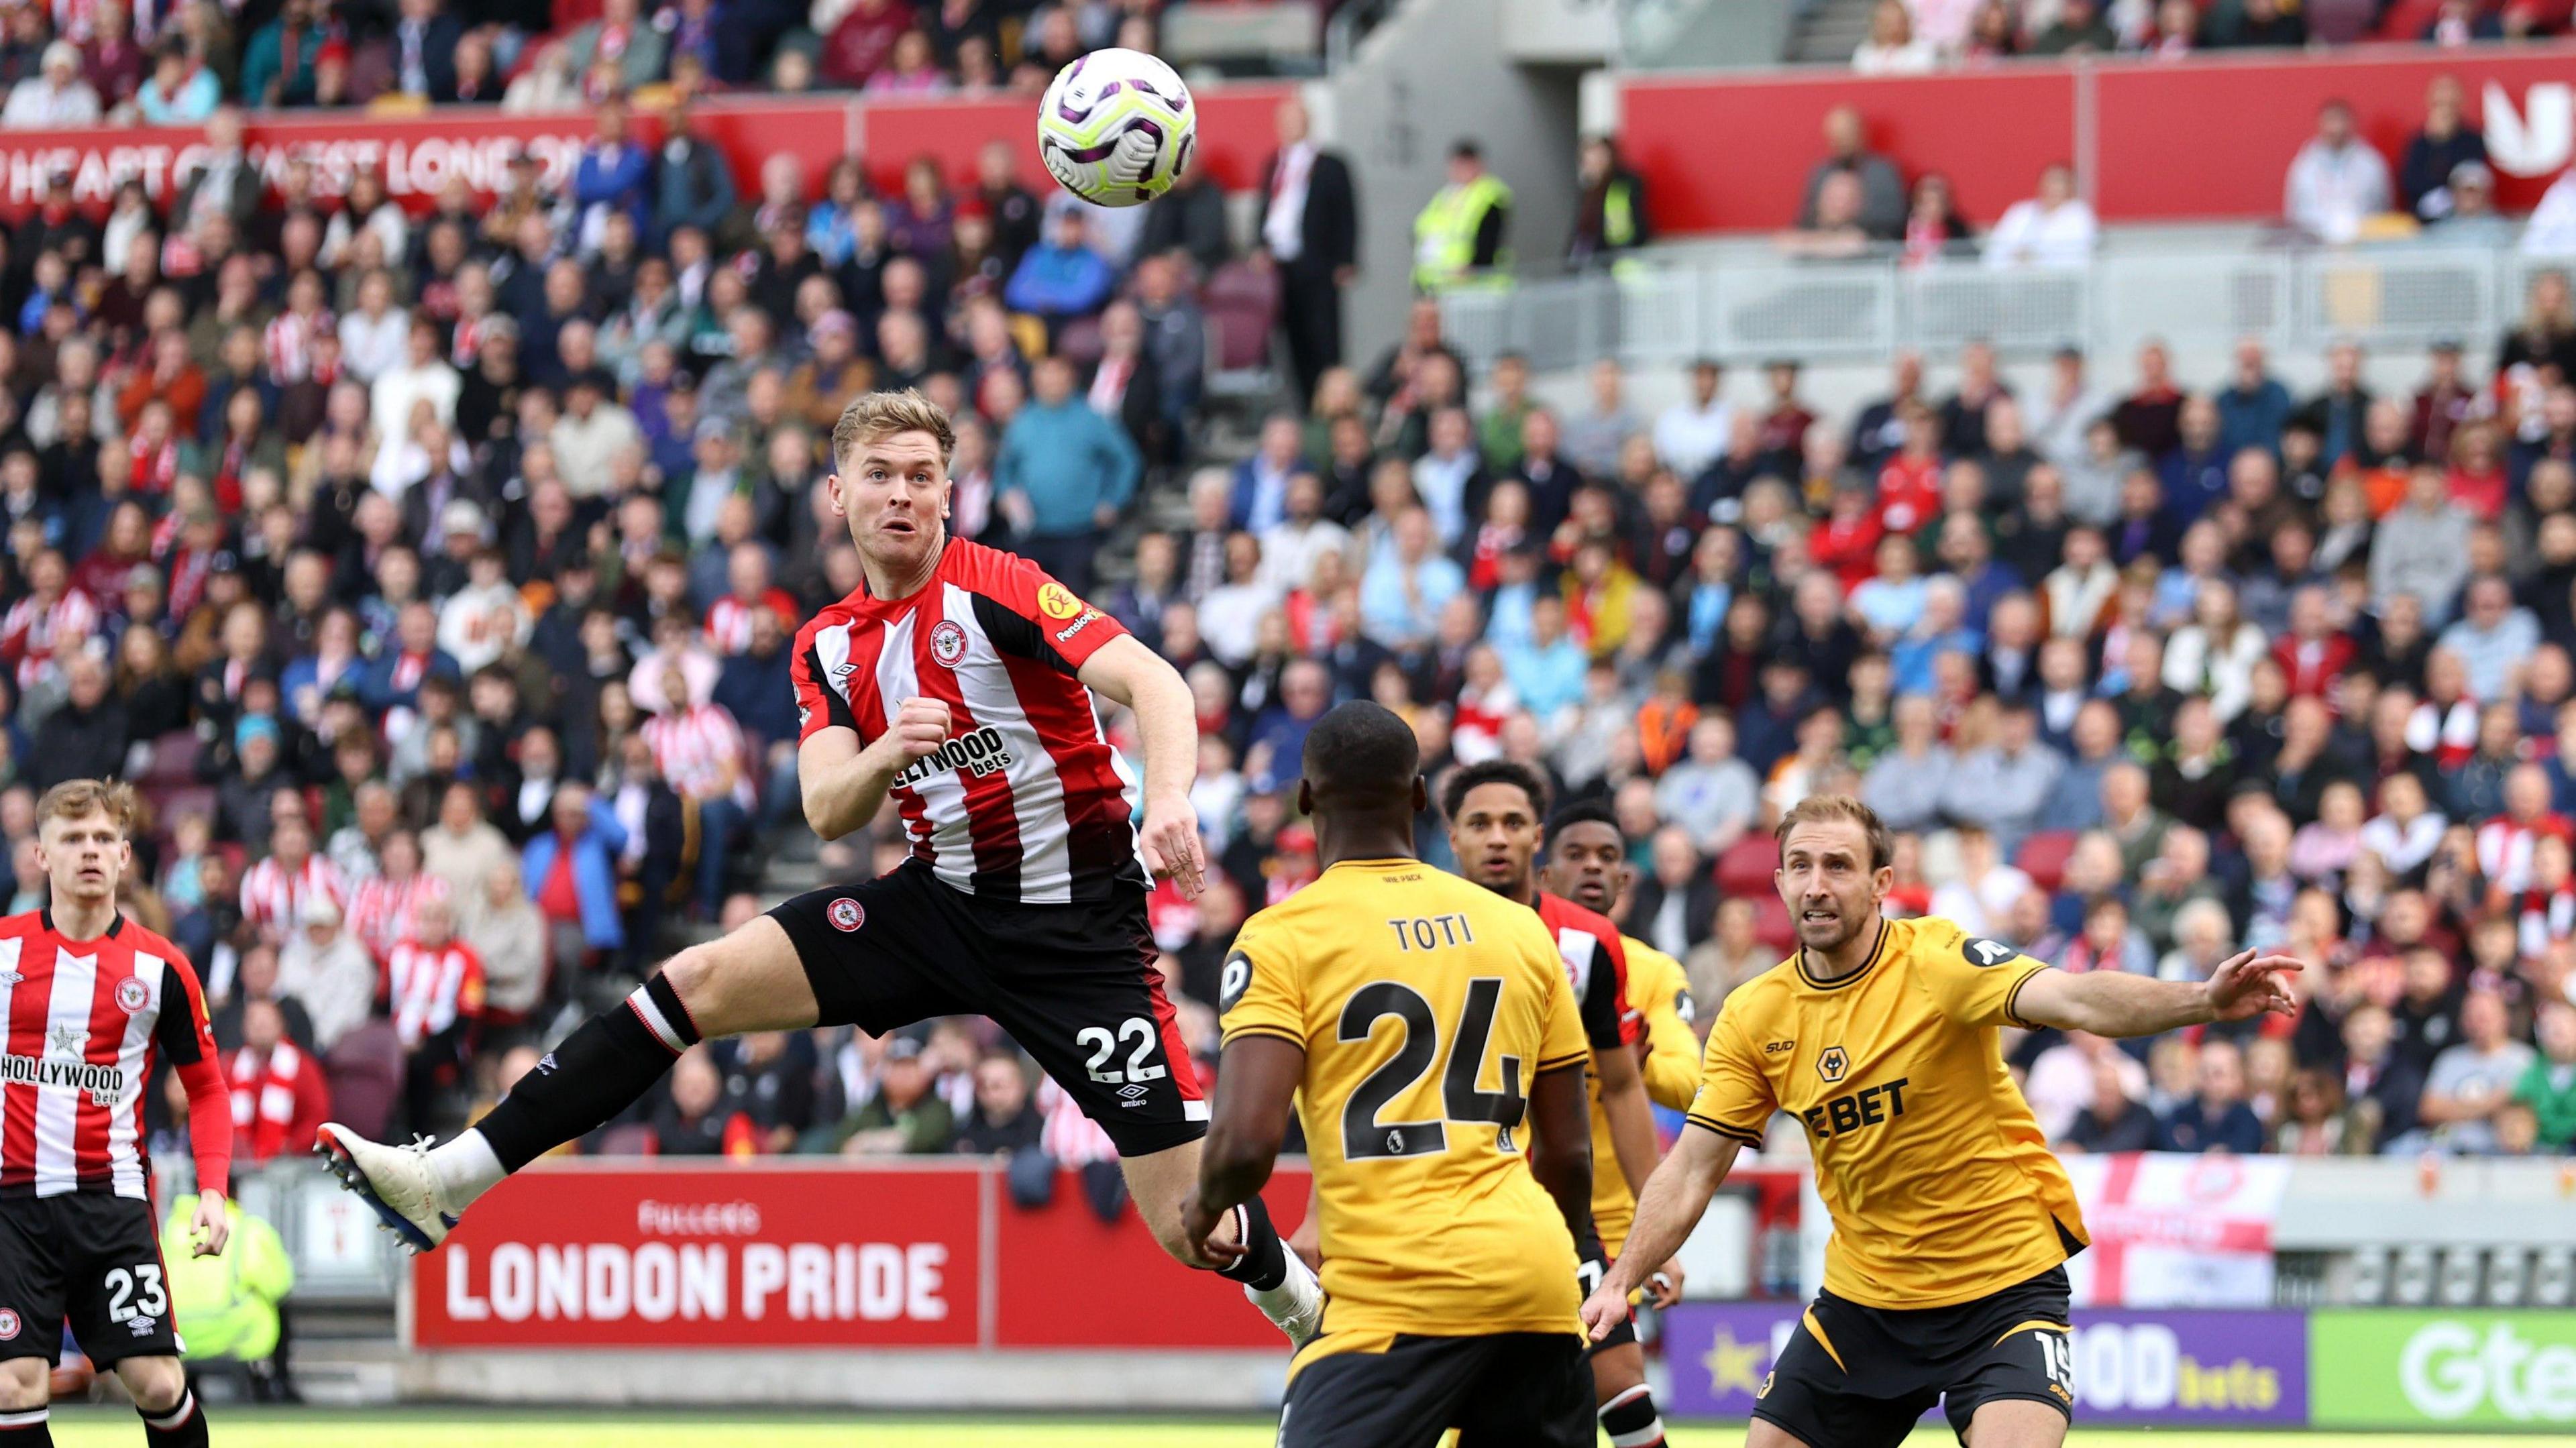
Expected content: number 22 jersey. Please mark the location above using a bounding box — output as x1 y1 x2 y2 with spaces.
1220 858 1590 1362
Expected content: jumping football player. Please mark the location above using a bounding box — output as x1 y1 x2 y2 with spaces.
1185 702 1602 1446
0 781 233 1448
1540 799 1701 1448
319 389 1321 1341
1583 796 2300 1448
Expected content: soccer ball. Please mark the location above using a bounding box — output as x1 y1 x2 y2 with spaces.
1036 48 1197 209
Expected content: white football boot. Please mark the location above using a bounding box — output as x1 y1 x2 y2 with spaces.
315 1122 458 1254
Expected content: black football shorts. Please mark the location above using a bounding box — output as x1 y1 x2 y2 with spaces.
769 860 1208 1156
1756 1265 2074 1448
0 1192 182 1367
1279 1331 1595 1448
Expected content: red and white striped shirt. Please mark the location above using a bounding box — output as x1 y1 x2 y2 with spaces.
347 871 449 963
0 911 223 1200
641 703 754 809
0 587 99 690
792 540 1145 905
382 938 486 1049
264 309 336 384
704 588 798 656
239 855 347 937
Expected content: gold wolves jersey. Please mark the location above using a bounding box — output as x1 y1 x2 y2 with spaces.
1685 915 2088 1310
1590 936 1699 1258
1221 858 1590 1362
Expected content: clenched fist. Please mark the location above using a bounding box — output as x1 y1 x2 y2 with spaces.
885 697 952 765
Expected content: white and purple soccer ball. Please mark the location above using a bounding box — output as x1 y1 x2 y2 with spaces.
1036 48 1197 209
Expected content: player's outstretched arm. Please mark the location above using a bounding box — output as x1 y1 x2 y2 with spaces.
2012 948 2302 1039
1525 1060 1597 1250
1180 1035 1307 1264
1582 1125 1742 1343
1079 636 1205 898
798 700 949 840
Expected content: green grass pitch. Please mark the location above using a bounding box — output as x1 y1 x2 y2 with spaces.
36 1412 2565 1446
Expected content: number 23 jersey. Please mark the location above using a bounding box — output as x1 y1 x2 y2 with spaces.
1220 858 1590 1351
1687 915 2090 1311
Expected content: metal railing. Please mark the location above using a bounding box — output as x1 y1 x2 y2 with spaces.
1437 242 2576 372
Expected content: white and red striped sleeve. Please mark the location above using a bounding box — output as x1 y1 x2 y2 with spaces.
791 605 866 744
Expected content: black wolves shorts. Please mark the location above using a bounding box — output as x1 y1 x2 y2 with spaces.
1279 1331 1594 1448
0 1192 180 1367
1756 1266 2074 1448
769 861 1207 1156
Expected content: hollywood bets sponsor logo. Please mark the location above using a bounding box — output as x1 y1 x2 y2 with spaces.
893 726 1015 788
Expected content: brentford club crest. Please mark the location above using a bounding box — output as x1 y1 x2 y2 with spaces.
115 976 150 1013
929 620 967 668
828 898 865 933
0 1308 19 1340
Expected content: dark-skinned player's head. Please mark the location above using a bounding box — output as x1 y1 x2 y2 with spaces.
1541 798 1627 917
1442 759 1550 899
1297 700 1426 827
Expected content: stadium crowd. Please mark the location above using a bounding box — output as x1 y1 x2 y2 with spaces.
1854 0 2576 70
0 11 2560 1213
0 0 1175 124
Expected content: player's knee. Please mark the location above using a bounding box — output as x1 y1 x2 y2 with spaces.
0 1358 47 1410
655 946 727 1031
112 1354 186 1413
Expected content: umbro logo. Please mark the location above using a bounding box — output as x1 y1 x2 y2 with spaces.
0 971 18 985
126 1317 156 1337
535 1052 559 1075
1117 1083 1149 1103
831 662 857 677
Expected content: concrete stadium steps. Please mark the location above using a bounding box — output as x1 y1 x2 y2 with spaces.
1788 0 1877 64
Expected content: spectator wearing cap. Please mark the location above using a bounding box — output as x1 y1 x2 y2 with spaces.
995 354 1139 596
3 40 100 126
1007 202 1118 335
552 369 643 499
277 897 376 1055
2285 98 2392 245
2429 161 2514 247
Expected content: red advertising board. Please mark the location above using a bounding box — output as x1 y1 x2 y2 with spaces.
1620 42 2576 233
410 1159 1316 1351
0 82 1291 220
413 1162 985 1348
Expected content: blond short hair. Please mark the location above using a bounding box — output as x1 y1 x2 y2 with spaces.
1773 793 1892 871
36 779 138 838
830 388 955 474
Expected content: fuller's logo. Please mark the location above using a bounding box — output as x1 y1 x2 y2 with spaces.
1817 1045 1849 1083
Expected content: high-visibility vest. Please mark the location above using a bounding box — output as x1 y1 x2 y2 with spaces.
1602 176 1642 250
1413 173 1513 292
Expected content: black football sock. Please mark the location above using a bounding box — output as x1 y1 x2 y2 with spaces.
1599 1383 1666 1448
0 1404 49 1445
139 1387 207 1448
1215 1192 1289 1290
474 976 701 1172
